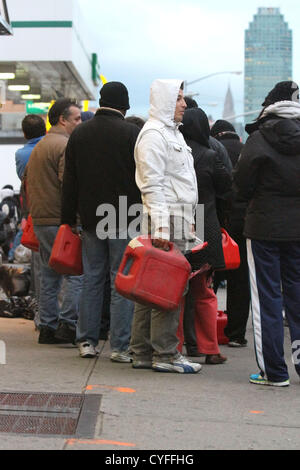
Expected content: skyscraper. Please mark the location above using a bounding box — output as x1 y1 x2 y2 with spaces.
244 7 292 124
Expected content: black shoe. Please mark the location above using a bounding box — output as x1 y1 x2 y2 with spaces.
186 349 205 357
38 326 68 344
205 354 227 364
54 322 76 344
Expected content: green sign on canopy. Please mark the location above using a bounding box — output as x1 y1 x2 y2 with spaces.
26 102 50 115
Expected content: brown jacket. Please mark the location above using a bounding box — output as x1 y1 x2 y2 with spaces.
25 126 69 226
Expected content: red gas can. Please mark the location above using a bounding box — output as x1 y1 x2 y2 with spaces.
21 214 39 252
115 236 192 311
49 225 83 276
217 310 229 345
221 228 240 270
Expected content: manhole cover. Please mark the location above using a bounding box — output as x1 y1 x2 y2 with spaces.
0 392 101 437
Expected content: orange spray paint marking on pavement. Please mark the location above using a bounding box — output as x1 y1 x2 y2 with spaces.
250 410 264 414
85 384 136 393
67 438 136 448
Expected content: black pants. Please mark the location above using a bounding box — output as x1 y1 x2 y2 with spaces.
224 230 250 341
99 273 111 340
183 288 198 354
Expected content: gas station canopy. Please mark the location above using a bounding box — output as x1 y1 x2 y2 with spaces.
0 0 101 104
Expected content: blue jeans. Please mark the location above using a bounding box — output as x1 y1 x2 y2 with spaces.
77 229 134 349
34 226 83 330
8 229 23 261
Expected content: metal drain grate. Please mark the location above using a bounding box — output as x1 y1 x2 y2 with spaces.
0 392 101 437
0 414 78 436
0 392 84 413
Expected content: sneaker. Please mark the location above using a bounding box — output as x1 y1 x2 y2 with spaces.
132 359 153 369
152 354 202 374
79 342 98 358
228 338 248 348
110 351 132 363
54 322 76 344
38 326 69 344
249 373 289 387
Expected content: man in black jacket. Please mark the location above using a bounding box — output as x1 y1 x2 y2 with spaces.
61 82 141 360
234 81 300 387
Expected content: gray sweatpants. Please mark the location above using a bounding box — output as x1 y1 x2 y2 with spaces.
130 217 200 362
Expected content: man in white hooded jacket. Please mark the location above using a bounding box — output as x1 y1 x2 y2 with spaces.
130 79 202 373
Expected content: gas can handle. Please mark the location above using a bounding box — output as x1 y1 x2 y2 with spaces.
185 241 208 256
151 239 174 252
118 251 135 276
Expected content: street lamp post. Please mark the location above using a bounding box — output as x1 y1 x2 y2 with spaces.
184 71 242 93
222 109 261 121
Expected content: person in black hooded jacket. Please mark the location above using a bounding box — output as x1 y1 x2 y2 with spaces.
180 108 232 364
211 120 250 348
234 80 300 387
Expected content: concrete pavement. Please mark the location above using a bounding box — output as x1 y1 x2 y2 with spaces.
0 289 299 451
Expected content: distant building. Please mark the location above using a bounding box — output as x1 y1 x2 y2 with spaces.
223 84 236 126
244 7 292 124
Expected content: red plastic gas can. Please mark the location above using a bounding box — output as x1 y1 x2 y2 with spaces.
115 236 192 311
21 214 39 252
221 228 240 270
49 225 83 276
217 310 229 345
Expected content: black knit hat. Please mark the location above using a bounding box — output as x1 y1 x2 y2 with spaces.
210 119 236 137
99 81 130 111
262 81 299 107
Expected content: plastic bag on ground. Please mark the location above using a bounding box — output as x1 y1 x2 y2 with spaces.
0 296 37 320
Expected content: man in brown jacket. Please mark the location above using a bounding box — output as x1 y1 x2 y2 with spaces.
26 98 82 345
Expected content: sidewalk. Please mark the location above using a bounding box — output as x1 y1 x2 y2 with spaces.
0 289 299 451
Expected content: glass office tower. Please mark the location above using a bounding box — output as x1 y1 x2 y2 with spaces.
244 7 292 124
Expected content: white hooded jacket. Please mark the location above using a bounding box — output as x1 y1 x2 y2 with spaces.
135 79 198 239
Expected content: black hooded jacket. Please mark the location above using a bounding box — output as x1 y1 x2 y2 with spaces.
212 131 246 231
234 116 300 241
181 108 232 269
213 132 243 168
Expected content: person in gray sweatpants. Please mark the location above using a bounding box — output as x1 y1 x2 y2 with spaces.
130 78 202 374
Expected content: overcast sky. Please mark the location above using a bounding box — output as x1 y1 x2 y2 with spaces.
79 0 300 122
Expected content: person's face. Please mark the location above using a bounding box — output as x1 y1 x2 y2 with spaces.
62 106 82 135
174 89 187 122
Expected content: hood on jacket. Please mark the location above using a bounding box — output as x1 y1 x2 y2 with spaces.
259 117 300 155
246 101 300 136
261 101 300 120
149 79 183 127
181 108 210 148
246 100 300 154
